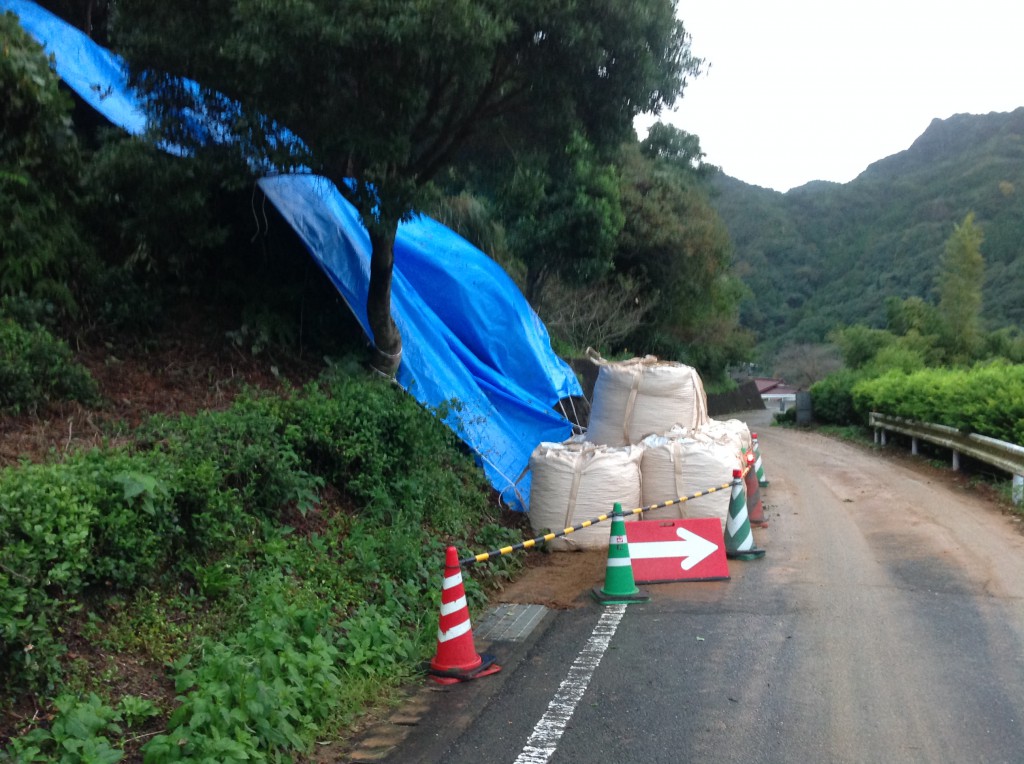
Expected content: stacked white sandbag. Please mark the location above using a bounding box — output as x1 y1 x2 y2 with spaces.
584 350 709 447
696 418 753 465
528 441 643 550
639 427 739 528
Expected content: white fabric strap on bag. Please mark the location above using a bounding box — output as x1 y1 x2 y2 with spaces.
693 368 710 426
671 441 686 519
622 365 645 445
562 453 586 531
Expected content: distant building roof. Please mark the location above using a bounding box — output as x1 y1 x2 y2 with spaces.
754 377 801 395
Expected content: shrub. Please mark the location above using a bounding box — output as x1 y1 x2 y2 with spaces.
278 373 492 532
0 316 99 414
0 463 96 691
0 13 93 317
2 692 160 763
0 363 519 745
143 572 344 763
853 362 1024 444
61 449 183 589
140 393 322 522
810 368 866 426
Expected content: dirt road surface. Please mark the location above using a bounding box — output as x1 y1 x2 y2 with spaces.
351 411 1024 763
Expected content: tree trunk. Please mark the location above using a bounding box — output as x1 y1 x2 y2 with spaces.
366 221 403 377
525 262 548 305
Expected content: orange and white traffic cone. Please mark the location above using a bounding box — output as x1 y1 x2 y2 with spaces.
743 451 768 527
427 546 501 685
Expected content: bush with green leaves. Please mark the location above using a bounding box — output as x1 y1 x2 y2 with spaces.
143 572 345 763
2 692 159 764
140 394 323 525
0 314 99 414
61 450 183 589
0 462 98 691
277 373 493 534
1 368 525 758
810 368 868 426
852 362 1024 444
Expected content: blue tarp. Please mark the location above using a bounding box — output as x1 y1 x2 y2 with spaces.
4 0 581 509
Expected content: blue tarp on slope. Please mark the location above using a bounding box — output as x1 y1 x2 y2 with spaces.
5 0 581 509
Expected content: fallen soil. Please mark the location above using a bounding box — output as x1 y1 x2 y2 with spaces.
488 548 610 610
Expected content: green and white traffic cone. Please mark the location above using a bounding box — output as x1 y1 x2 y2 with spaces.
725 470 766 561
592 503 649 605
752 433 770 487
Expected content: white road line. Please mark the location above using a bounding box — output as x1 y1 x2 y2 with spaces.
513 604 627 764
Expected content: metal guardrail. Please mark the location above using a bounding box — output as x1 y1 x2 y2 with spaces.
869 412 1024 505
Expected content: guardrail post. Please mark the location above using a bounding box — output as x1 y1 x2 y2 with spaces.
869 412 1024 506
911 437 919 456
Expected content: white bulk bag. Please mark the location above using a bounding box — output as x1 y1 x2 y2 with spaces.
695 418 753 465
584 350 709 447
639 430 737 528
528 441 643 551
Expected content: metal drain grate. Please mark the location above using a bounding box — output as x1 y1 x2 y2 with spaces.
473 603 548 642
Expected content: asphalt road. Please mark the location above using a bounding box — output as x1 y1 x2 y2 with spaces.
382 411 1024 763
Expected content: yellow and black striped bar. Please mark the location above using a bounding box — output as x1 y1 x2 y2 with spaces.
459 479 735 567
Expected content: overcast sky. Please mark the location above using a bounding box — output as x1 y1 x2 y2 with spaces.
637 1 1024 192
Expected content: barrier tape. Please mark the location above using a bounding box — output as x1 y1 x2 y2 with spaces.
459 474 745 567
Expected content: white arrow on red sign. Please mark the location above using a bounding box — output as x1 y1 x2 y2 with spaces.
627 526 718 570
624 518 730 582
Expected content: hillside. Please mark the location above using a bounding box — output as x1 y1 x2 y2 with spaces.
712 108 1024 357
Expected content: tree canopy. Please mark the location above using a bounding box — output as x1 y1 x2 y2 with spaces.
0 10 87 313
937 211 985 362
113 0 701 373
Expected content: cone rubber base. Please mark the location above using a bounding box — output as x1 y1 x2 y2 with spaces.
427 653 501 685
591 586 650 605
726 547 766 561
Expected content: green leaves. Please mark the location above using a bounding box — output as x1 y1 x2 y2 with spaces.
852 362 1024 445
0 13 91 316
0 307 100 415
937 212 986 362
2 692 158 763
1 367 525 760
144 573 344 762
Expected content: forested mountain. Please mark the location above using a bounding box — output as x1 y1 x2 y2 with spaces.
712 108 1024 357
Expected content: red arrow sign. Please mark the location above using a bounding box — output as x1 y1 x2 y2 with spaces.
625 518 730 583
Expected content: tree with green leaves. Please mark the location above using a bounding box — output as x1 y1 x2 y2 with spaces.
937 211 985 363
1 10 90 315
112 0 700 375
502 133 625 302
612 133 750 382
640 121 717 178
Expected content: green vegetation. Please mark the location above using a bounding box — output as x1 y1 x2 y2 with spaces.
853 363 1024 444
7 3 1018 757
0 11 90 316
0 299 99 414
4 0 752 387
712 109 1024 360
113 0 704 376
936 212 985 362
803 206 1023 448
1 370 523 761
